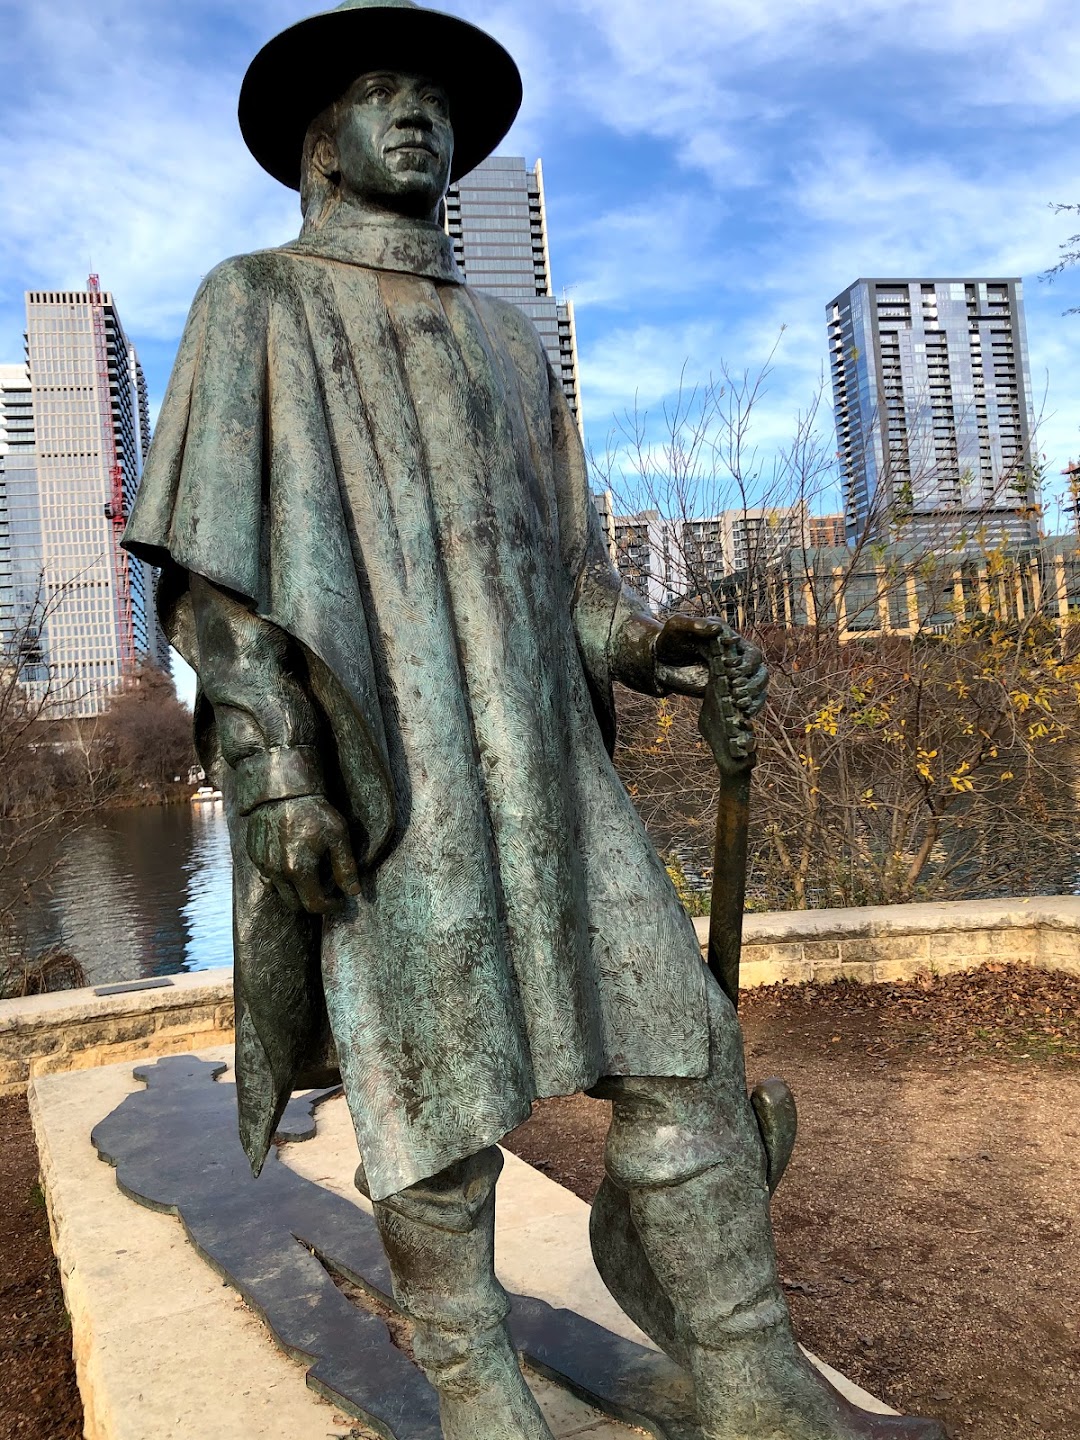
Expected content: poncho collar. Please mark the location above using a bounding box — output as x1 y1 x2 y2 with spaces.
281 212 464 284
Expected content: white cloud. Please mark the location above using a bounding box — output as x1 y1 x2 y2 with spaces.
2 0 1078 516
560 190 734 309
580 318 723 416
0 1 308 370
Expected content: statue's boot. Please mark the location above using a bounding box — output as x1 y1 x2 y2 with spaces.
371 1147 555 1440
591 985 946 1440
605 1165 946 1439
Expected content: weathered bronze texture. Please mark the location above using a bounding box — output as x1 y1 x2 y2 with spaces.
124 8 946 1437
696 626 758 1007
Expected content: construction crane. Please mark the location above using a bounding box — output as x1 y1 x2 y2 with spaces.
87 274 136 676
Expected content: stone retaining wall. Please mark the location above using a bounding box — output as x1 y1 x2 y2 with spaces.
693 895 1080 988
0 971 234 1097
4 896 1079 1095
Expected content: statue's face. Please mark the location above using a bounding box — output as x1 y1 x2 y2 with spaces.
332 71 453 218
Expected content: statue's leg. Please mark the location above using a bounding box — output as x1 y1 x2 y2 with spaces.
591 983 945 1440
369 1147 555 1440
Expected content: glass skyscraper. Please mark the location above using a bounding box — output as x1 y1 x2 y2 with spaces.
0 285 168 717
827 278 1039 546
446 156 582 430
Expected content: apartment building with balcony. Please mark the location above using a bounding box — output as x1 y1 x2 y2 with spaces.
827 278 1039 547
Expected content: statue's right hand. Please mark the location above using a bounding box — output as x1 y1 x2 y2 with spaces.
245 795 361 915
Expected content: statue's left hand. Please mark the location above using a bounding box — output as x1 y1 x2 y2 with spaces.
246 794 361 915
654 614 768 717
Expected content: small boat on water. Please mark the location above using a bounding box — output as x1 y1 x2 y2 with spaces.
190 786 224 805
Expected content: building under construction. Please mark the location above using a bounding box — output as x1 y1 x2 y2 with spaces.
0 281 167 717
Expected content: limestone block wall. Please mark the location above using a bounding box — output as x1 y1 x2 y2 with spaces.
0 971 234 1097
4 897 1080 1095
693 896 1080 988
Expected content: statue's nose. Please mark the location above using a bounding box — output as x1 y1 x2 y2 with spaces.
392 101 435 130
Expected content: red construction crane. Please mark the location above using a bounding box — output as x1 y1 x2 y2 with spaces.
88 274 136 676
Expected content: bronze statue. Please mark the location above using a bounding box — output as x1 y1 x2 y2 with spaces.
124 4 945 1437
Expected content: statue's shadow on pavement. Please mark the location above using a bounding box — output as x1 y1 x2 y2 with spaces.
92 1055 699 1440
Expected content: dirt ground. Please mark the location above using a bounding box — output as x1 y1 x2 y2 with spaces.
2 963 1077 1440
0 1095 81 1440
507 965 1080 1440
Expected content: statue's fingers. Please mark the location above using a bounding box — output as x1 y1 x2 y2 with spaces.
733 682 769 719
271 877 303 912
675 614 723 637
289 855 339 915
733 666 769 702
658 614 733 667
730 641 764 676
742 691 768 719
329 833 362 897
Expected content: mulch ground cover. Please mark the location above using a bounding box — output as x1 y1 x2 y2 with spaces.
508 963 1080 1440
0 1095 81 1439
2 962 1077 1440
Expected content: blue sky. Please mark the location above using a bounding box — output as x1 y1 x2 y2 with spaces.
3 0 1080 524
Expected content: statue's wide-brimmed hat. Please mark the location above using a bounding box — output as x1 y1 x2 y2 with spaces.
239 0 522 190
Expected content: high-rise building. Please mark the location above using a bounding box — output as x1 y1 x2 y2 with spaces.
601 504 810 609
0 363 38 675
827 278 1039 546
0 282 168 716
663 510 806 603
446 156 582 430
720 506 809 575
674 517 726 599
807 513 847 548
611 509 672 610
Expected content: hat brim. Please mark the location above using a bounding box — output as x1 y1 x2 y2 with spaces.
239 5 522 190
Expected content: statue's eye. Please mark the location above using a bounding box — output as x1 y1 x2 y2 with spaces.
365 84 391 101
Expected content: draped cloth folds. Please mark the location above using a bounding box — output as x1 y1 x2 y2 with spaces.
125 221 708 1201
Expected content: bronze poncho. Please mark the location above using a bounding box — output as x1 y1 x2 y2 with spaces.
125 216 708 1201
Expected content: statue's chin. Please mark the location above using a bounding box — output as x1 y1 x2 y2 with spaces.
348 172 446 220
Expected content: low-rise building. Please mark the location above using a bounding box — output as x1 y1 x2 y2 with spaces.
714 537 1080 638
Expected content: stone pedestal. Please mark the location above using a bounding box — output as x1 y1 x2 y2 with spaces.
30 1048 895 1439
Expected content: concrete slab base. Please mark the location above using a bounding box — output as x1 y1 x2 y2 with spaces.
30 1049 896 1439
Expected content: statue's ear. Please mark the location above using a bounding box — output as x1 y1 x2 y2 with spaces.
311 131 341 188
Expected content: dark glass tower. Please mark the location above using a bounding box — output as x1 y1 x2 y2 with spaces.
446 156 582 431
828 278 1039 546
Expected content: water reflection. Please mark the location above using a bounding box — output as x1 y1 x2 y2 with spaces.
7 804 233 987
8 761 1080 989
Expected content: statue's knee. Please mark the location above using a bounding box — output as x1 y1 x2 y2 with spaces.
369 1146 504 1232
603 1079 732 1190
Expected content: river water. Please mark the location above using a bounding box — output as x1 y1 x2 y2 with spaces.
7 803 233 988
7 775 1080 989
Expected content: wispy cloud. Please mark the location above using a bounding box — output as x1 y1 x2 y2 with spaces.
1 0 1078 497
0 0 302 360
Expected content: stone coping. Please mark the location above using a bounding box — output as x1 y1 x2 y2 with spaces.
4 896 1078 1094
30 1050 895 1439
0 969 234 1096
694 895 1080 989
739 894 1080 940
